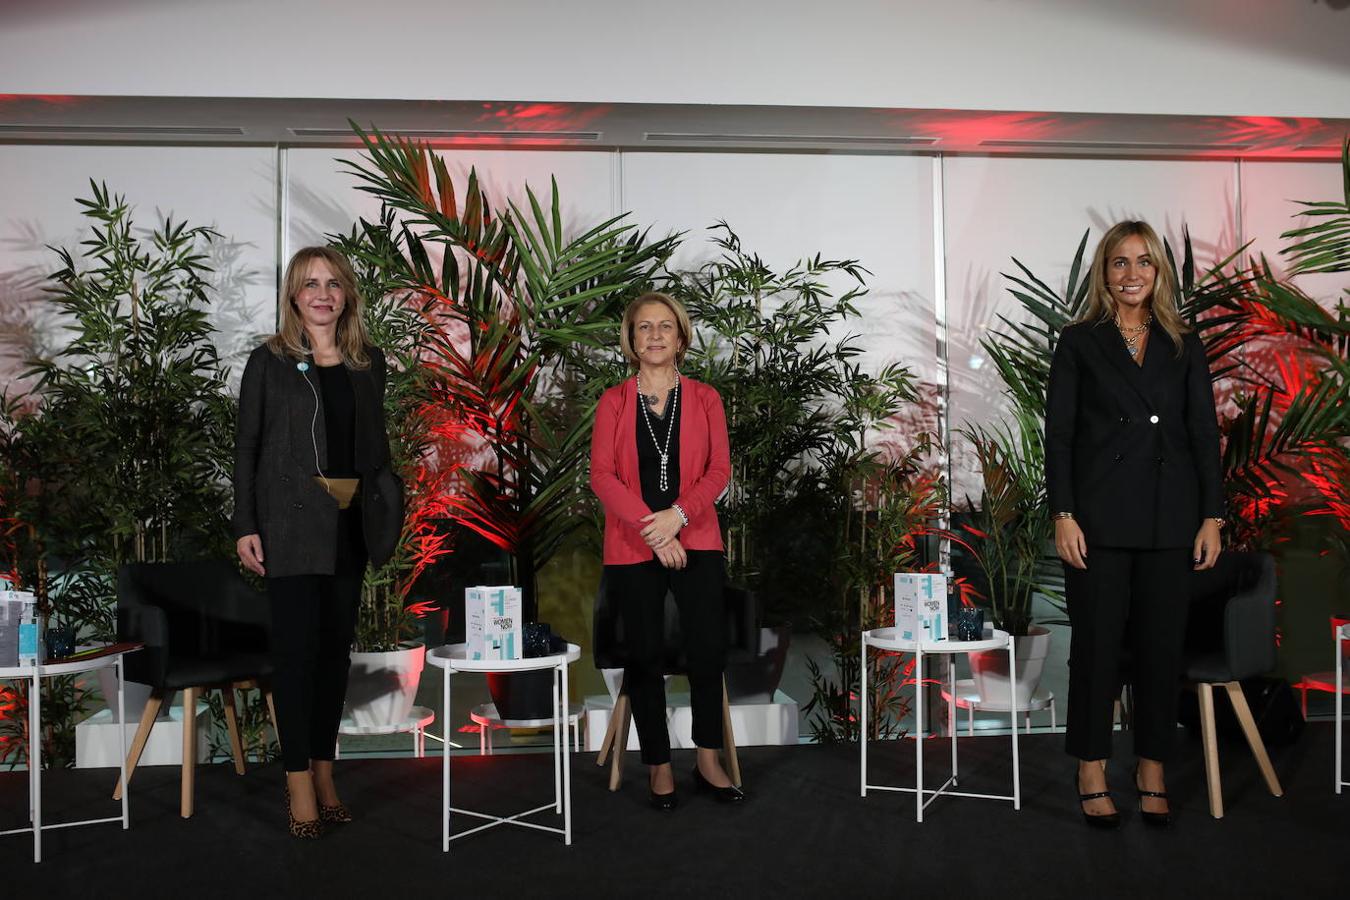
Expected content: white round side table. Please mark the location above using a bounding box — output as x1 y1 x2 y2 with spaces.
427 642 581 852
1 643 141 862
861 627 1021 822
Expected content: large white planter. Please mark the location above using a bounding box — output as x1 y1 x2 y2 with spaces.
343 642 426 728
969 625 1053 709
96 672 168 723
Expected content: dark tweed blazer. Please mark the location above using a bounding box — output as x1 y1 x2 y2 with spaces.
231 343 404 577
1044 319 1223 549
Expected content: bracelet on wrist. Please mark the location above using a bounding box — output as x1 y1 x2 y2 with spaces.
671 503 689 528
1053 511 1075 521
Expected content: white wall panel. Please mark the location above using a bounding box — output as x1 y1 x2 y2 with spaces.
623 152 937 452
942 156 1237 497
284 148 615 263
0 145 277 388
4 1 1349 117
1240 161 1350 306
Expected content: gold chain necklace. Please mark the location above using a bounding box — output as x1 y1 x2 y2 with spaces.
1115 313 1152 359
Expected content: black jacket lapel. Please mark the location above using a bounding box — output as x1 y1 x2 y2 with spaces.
1086 320 1158 413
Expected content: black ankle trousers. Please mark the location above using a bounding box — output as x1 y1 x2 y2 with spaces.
267 508 365 772
1064 545 1191 762
606 551 726 766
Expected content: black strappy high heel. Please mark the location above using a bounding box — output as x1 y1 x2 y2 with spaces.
1135 765 1172 828
1076 772 1121 829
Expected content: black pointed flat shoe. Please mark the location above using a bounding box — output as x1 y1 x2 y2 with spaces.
1075 775 1121 830
692 766 746 803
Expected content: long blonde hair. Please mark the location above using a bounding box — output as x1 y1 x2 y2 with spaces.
266 247 371 369
1078 220 1189 355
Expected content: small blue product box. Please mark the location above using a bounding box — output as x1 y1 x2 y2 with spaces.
894 572 947 643
2 590 40 666
465 585 523 661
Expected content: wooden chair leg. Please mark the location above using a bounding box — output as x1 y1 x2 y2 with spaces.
1224 681 1284 798
221 684 246 775
113 691 164 800
596 692 623 767
181 686 198 818
608 694 631 792
721 679 741 788
263 686 280 751
1198 682 1224 818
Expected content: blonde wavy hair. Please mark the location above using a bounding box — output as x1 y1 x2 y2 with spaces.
1078 220 1190 355
266 247 371 369
619 292 692 368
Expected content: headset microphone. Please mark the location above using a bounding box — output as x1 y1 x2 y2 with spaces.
297 356 329 489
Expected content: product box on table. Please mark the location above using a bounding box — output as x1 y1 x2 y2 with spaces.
894 572 946 643
465 586 522 661
0 589 39 667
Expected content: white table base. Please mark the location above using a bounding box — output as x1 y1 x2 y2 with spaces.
941 678 1056 736
470 702 582 755
336 705 436 759
860 629 1021 822
1 653 131 862
430 644 578 852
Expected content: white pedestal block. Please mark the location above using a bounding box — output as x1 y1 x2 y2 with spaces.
76 702 211 769
583 690 799 752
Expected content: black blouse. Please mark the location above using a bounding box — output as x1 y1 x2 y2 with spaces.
315 363 358 478
636 386 680 511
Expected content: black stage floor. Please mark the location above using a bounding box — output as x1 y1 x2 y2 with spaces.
2 727 1346 899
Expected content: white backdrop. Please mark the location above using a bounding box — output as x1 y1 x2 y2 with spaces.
2 143 1344 486
3 1 1350 117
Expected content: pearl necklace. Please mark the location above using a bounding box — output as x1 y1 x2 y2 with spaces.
636 372 679 492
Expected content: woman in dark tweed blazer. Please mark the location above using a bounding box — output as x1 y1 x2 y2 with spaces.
233 247 402 838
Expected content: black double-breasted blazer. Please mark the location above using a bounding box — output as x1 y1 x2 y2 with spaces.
1044 319 1223 549
231 343 404 577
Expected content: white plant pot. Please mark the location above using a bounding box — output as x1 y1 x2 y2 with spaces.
96 671 168 723
601 667 624 701
969 625 1053 709
343 642 426 728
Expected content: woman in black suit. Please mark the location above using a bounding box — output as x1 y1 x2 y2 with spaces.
233 247 402 838
1045 220 1222 829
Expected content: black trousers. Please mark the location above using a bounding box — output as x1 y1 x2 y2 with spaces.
267 507 365 773
606 551 726 766
1064 546 1191 762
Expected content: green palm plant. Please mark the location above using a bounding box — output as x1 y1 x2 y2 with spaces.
339 125 675 620
330 209 448 651
981 186 1350 595
670 224 918 627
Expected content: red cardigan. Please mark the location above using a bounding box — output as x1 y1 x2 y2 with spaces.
589 376 731 565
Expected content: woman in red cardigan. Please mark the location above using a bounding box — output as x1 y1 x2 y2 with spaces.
590 291 743 810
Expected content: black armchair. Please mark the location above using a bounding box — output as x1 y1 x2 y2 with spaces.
592 573 756 789
112 561 277 818
1184 550 1285 818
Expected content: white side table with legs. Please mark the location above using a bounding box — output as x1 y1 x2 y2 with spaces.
1337 623 1348 794
428 642 581 852
861 627 1020 822
1 643 140 862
